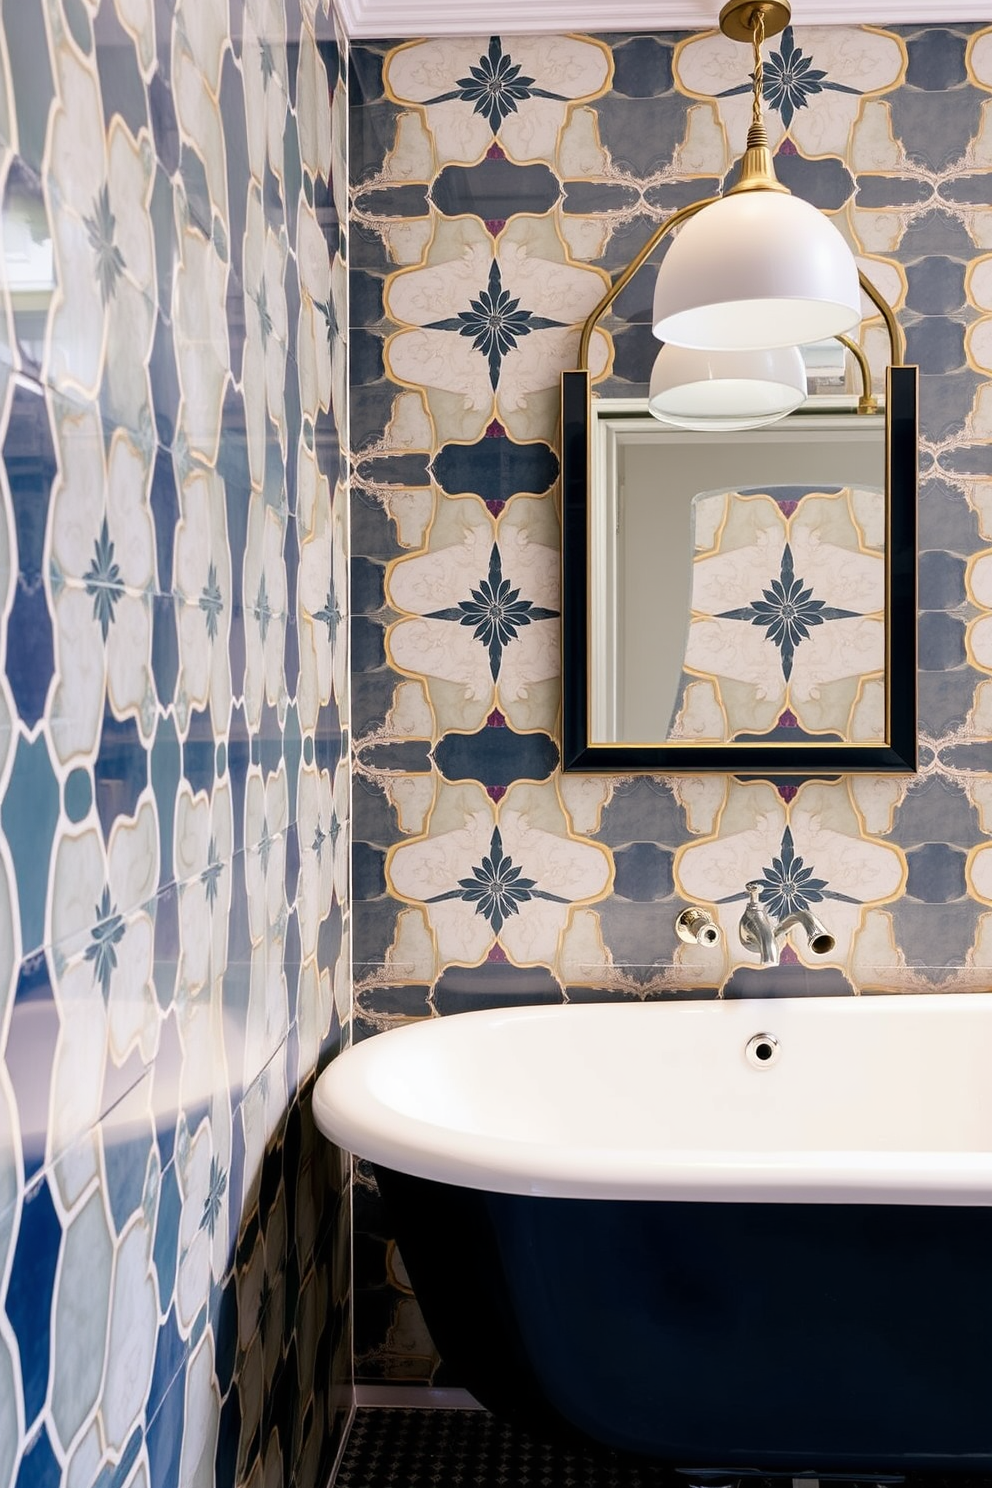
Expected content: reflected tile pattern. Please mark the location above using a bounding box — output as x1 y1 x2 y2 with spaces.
0 1 350 1485
678 486 886 743
350 23 992 1381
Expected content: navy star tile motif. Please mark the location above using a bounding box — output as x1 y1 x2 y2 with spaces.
757 825 866 915
84 516 125 641
84 182 126 305
201 837 223 906
424 35 567 132
199 562 223 640
717 26 860 130
315 587 343 645
199 1155 227 1236
425 542 558 681
425 259 566 391
84 885 126 1001
718 825 862 916
716 543 859 683
426 824 568 936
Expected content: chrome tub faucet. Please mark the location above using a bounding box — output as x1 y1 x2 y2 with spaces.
738 881 835 966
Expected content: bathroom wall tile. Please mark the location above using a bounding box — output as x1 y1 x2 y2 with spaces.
4 0 56 176
919 666 986 736
905 842 969 902
919 611 968 669
350 22 992 1375
890 774 980 848
1 0 351 1480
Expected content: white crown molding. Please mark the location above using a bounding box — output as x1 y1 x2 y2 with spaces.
336 0 992 36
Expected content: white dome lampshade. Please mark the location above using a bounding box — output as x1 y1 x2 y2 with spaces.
651 190 862 353
647 342 807 432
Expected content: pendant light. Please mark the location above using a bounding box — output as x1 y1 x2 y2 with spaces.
651 1 862 352
648 342 806 431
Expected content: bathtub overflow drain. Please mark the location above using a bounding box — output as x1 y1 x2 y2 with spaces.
745 1032 780 1068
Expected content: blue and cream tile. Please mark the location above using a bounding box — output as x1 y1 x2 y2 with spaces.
297 24 333 186
384 34 612 169
383 215 610 444
173 223 229 468
296 759 338 956
297 198 335 419
386 779 611 972
297 466 344 729
674 780 906 968
675 25 904 161
3 0 351 1473
100 1185 159 1454
174 1105 231 1337
176 1330 221 1487
173 472 232 734
174 779 234 995
242 0 291 188
386 496 559 734
171 4 229 236
237 1046 289 1231
241 184 289 492
49 1180 114 1453
242 492 288 729
244 764 289 937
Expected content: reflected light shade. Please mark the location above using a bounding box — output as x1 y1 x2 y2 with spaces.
652 191 862 351
647 343 807 432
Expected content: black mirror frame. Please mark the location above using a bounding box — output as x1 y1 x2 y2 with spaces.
560 363 918 775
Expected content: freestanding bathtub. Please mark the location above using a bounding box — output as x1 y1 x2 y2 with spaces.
313 995 992 1476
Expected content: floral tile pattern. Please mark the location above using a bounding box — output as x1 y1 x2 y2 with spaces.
0 2 350 1486
351 21 992 1382
677 487 885 742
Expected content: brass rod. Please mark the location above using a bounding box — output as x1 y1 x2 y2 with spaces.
858 268 903 366
576 195 720 371
836 333 878 414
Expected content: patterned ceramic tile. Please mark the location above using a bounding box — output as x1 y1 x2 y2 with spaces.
384 35 612 169
0 0 351 1483
384 215 611 443
350 20 992 1382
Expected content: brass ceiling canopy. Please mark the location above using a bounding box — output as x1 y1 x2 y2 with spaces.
718 0 791 44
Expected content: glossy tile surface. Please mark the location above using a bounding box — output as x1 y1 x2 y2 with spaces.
0 1 351 1483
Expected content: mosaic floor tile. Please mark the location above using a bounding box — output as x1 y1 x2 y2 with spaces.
335 1408 689 1488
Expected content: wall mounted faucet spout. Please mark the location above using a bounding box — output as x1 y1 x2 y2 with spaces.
738 882 835 966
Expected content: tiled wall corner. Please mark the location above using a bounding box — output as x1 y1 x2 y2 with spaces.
349 21 992 1380
0 1 351 1484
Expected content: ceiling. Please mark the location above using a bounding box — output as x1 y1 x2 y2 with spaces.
335 0 992 37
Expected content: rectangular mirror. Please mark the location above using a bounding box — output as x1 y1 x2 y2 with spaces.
561 366 918 774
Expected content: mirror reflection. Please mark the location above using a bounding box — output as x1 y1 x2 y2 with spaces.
560 365 917 775
592 406 886 747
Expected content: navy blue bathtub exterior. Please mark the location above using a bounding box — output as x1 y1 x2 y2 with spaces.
374 1165 992 1475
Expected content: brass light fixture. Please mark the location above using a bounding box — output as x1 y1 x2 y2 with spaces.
576 0 904 430
652 0 862 352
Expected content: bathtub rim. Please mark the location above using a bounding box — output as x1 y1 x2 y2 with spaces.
313 994 992 1205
